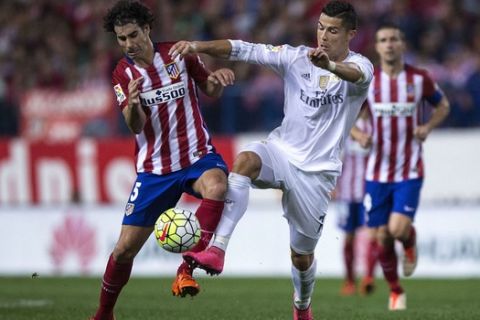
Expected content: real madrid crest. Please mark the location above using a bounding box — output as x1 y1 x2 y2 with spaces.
319 75 329 89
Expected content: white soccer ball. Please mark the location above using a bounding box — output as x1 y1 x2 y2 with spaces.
154 208 201 253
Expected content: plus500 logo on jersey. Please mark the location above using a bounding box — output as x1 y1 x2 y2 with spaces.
140 82 186 106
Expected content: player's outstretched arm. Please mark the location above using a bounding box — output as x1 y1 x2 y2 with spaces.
308 48 364 83
123 76 147 134
169 40 232 60
414 96 450 142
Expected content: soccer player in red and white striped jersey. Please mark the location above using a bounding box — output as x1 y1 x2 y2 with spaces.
352 23 449 310
91 2 235 320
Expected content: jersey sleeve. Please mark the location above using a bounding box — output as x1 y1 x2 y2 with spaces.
421 70 443 106
112 66 131 110
348 54 374 89
228 40 297 76
184 54 210 84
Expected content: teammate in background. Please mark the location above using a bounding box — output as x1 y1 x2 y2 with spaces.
170 1 373 319
90 1 234 319
334 109 378 296
351 23 450 310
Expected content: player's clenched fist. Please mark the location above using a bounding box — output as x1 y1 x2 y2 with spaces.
169 41 197 59
128 76 144 107
308 48 330 69
414 125 431 142
208 68 235 86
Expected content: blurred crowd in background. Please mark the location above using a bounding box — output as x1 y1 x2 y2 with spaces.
0 0 479 138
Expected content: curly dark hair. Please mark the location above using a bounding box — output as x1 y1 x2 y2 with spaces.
103 0 155 33
322 1 357 31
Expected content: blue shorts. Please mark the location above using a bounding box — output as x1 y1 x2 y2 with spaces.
337 201 365 232
122 152 228 227
364 178 423 228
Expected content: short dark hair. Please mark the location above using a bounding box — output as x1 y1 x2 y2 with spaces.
103 0 155 33
375 22 405 41
322 1 357 31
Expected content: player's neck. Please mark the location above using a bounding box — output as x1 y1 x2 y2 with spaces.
133 41 155 68
331 48 350 63
381 60 404 77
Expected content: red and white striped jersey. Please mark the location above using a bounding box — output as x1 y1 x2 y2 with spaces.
336 117 372 202
112 42 214 175
365 64 442 182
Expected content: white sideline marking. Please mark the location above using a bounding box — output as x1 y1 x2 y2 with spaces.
0 299 52 308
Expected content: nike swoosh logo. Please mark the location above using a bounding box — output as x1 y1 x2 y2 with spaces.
159 222 170 242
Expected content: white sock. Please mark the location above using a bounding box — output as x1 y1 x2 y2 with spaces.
211 172 250 251
292 260 317 310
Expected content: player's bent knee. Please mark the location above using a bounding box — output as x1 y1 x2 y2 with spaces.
389 225 409 240
203 181 227 199
291 251 314 271
112 245 138 263
232 152 261 180
376 228 392 246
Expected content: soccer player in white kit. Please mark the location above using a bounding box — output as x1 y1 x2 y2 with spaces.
351 23 450 311
170 1 373 319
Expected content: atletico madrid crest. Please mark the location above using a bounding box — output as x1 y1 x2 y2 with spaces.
165 62 180 79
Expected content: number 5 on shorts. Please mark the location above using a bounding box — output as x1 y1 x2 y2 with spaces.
130 182 142 202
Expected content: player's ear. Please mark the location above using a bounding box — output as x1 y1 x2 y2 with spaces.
347 29 356 41
143 24 150 35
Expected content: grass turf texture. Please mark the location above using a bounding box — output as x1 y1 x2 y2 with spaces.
0 277 479 320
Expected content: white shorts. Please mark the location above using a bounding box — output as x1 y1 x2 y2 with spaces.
241 140 337 254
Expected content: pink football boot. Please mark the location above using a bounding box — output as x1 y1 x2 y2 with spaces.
183 246 225 275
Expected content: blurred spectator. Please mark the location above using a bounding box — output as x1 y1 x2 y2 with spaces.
0 0 479 137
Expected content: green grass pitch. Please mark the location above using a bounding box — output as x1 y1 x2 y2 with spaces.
0 277 479 319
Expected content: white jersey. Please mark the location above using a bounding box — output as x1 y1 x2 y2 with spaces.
229 40 373 173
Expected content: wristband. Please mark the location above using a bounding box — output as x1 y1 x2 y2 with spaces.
327 61 336 72
191 41 198 52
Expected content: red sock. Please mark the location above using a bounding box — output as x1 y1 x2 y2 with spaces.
94 254 132 320
191 198 224 252
365 240 378 278
378 244 403 294
401 225 416 249
343 240 355 283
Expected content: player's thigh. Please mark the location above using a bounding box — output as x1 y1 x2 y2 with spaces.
191 168 228 200
113 224 153 262
364 181 393 228
123 172 183 227
389 178 422 238
391 178 423 220
184 152 228 198
283 169 336 240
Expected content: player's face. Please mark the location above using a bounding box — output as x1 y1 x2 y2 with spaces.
375 28 405 64
317 13 355 60
114 23 151 60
